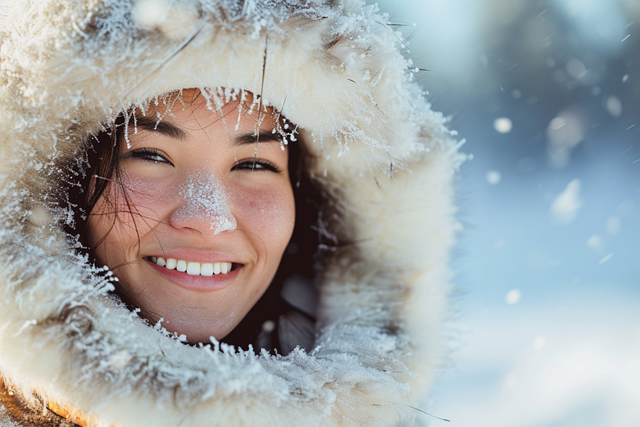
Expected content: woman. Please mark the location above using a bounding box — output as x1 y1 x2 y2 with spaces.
0 0 462 426
79 88 316 350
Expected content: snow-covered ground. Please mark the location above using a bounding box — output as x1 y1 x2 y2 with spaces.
433 292 640 427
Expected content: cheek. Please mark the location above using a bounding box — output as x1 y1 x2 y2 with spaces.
232 182 295 252
85 191 135 266
87 178 169 253
117 174 178 224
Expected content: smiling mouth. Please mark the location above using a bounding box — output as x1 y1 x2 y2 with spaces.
145 256 241 276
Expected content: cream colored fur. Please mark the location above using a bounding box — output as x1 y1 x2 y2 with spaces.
0 0 461 425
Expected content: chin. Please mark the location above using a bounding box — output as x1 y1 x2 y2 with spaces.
138 300 246 344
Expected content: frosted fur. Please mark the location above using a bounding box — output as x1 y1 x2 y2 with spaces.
0 0 462 426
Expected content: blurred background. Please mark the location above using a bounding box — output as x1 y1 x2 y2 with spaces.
367 0 639 426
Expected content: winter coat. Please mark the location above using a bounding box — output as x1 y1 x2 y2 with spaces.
0 0 462 426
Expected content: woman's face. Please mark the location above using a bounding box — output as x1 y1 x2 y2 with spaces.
86 89 295 343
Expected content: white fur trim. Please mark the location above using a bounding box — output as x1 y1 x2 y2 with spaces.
133 0 200 40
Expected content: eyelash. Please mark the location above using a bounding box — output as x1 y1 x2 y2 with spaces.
128 148 173 165
127 149 281 172
232 159 281 173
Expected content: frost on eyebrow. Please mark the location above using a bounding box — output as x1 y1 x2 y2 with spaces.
173 172 237 237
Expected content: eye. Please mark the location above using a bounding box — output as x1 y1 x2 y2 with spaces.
232 159 281 173
124 148 173 166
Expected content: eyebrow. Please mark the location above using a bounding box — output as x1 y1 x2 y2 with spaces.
132 116 188 140
132 117 283 146
233 131 283 146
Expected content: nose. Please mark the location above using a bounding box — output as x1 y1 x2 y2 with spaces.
169 173 237 238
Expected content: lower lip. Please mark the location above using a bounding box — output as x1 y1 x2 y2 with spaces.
145 259 241 292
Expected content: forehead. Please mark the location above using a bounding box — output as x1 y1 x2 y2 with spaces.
139 88 279 132
126 89 290 153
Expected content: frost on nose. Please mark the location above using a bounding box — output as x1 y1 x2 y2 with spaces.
173 173 237 237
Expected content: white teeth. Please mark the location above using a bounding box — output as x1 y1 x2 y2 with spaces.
150 257 233 276
201 263 214 276
187 262 200 276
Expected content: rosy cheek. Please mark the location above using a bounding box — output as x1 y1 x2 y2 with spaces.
231 183 294 244
116 174 175 222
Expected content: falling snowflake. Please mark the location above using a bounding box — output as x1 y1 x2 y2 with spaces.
599 254 613 264
550 179 583 225
493 117 513 134
505 289 521 305
605 96 622 118
486 170 501 185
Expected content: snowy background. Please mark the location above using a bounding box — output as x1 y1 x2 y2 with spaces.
1 1 638 426
368 0 639 426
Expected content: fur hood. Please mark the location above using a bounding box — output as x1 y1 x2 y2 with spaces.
0 0 461 425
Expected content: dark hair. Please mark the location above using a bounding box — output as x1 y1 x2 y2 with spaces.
66 95 321 350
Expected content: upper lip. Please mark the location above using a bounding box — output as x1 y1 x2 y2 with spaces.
145 249 244 265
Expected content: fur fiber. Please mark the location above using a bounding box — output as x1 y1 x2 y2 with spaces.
0 0 462 425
